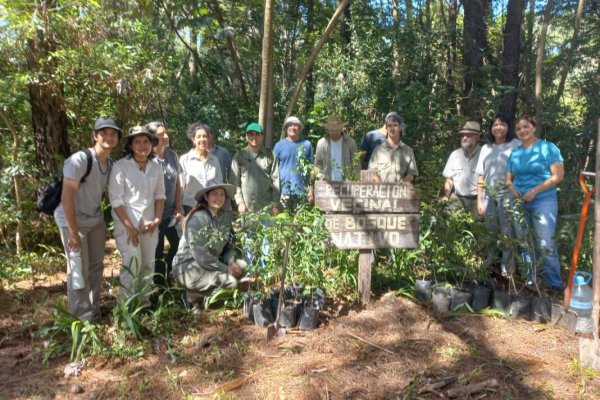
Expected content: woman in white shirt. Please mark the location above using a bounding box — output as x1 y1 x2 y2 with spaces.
109 126 165 307
179 122 222 214
475 113 521 277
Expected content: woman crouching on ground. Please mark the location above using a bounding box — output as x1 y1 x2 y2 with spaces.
173 178 244 308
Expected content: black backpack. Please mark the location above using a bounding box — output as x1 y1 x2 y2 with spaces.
36 149 93 216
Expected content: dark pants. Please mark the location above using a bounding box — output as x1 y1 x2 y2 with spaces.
154 217 180 287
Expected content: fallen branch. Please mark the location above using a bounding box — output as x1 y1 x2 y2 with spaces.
344 332 396 355
212 370 262 393
446 378 499 398
417 375 459 394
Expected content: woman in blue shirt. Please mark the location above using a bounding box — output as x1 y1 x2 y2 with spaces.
506 115 564 290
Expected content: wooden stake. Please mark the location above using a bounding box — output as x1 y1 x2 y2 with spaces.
359 170 376 304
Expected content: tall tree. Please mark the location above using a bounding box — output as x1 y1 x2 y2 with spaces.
535 0 556 128
552 0 587 110
259 0 275 148
28 0 69 176
462 0 488 120
499 0 525 116
206 0 250 106
521 0 536 114
284 0 351 123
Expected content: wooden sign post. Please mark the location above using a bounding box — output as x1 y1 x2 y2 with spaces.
315 175 420 304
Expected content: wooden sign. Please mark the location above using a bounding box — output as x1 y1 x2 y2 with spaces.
326 214 419 249
315 176 421 304
315 180 420 250
315 182 419 213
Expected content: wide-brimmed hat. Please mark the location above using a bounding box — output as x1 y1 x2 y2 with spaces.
126 125 158 145
194 178 236 202
282 116 304 132
323 115 347 130
245 122 263 134
458 121 481 135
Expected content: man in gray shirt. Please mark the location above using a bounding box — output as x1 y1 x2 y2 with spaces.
206 125 232 182
442 120 482 216
54 118 121 321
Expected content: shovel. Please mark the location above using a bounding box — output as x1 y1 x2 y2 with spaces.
267 237 291 341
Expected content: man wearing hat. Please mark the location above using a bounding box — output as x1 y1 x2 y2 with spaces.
54 117 121 321
109 126 166 308
442 120 482 216
368 112 418 183
314 115 359 181
230 122 281 215
273 116 314 208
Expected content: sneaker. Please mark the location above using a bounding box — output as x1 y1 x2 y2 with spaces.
181 292 201 314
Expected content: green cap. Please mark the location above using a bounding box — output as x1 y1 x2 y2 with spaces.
245 122 263 134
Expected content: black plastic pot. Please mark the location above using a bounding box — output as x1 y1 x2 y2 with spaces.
285 285 304 300
510 294 532 320
469 285 491 311
279 302 300 328
492 290 511 313
252 302 274 327
432 288 451 315
414 279 433 301
532 296 552 323
298 304 319 330
450 289 472 311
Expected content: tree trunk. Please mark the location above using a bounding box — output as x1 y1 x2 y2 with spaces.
260 0 275 148
443 0 458 99
499 0 525 116
341 0 352 56
552 0 587 109
284 0 351 124
304 0 315 114
0 108 23 255
27 0 69 177
391 0 400 79
521 0 536 115
535 0 556 131
161 3 226 99
462 0 488 120
207 0 250 105
189 30 199 89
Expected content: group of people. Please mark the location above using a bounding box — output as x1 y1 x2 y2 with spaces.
442 114 564 292
54 111 563 321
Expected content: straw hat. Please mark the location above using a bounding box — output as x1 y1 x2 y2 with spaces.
458 121 482 135
194 178 236 202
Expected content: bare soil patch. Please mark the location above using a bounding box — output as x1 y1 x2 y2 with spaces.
1 252 599 399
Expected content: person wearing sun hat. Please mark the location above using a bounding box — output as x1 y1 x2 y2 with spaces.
442 120 482 216
54 117 121 321
314 115 359 182
109 125 166 307
273 116 314 209
230 122 280 215
172 178 244 304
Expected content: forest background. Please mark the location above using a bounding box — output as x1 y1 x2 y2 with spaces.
0 0 598 288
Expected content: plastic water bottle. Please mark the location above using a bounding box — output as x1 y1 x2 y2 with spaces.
570 272 594 334
69 250 85 290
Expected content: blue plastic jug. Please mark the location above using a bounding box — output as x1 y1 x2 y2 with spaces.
569 272 594 333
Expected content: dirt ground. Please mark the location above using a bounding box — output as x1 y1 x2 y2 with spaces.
2 254 600 399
